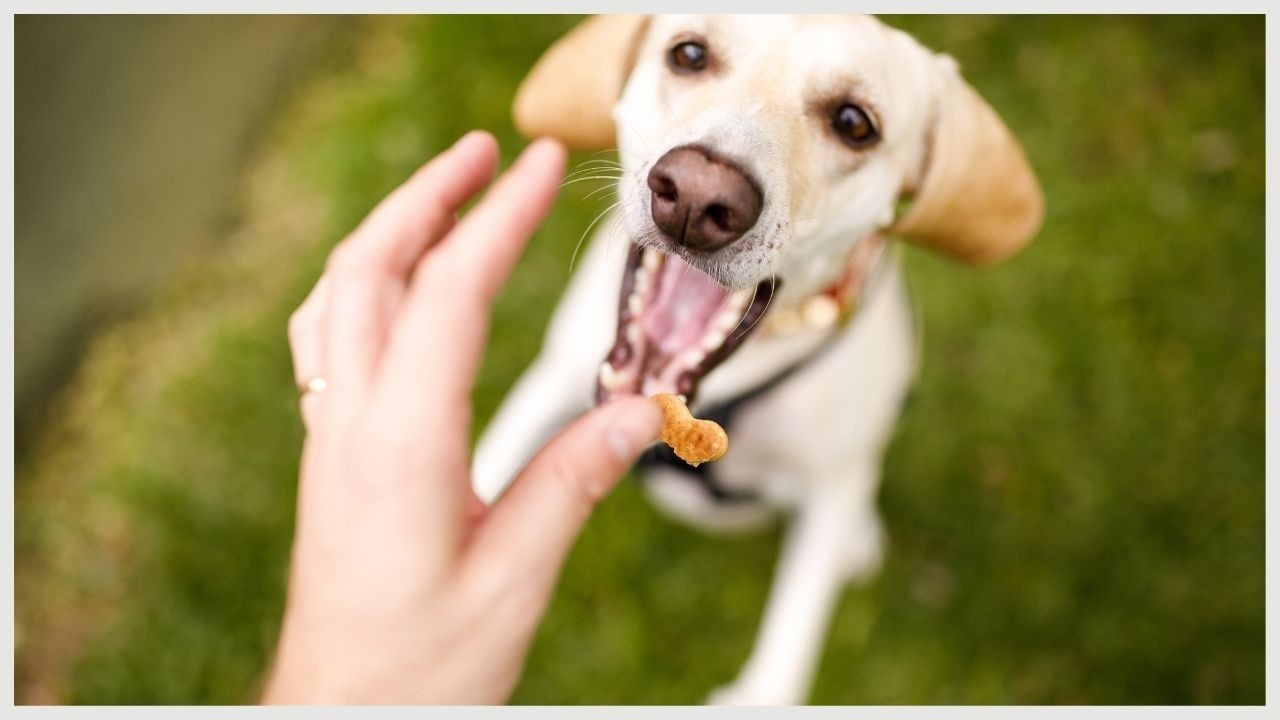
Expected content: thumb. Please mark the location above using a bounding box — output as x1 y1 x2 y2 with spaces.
462 397 662 594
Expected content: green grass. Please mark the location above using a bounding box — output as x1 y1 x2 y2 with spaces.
15 15 1264 704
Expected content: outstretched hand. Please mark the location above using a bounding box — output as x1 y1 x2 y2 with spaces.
264 131 661 704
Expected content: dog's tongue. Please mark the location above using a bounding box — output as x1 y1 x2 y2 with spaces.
641 254 732 356
598 246 775 404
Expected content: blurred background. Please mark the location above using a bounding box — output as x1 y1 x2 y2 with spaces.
14 15 1263 704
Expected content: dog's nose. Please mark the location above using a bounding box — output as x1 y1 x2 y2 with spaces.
647 146 763 252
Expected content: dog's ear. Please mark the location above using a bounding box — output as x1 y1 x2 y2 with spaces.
892 56 1044 265
513 15 651 150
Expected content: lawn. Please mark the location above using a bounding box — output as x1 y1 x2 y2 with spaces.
15 15 1264 704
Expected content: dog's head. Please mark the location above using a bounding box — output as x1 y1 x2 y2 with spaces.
515 14 1043 402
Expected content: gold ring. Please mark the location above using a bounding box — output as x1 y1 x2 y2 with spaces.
298 376 328 396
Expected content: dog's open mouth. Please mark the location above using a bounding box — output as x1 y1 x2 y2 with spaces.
596 245 776 405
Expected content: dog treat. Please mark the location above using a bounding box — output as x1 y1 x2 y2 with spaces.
652 393 729 467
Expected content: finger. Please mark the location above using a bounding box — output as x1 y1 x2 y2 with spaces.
433 137 567 303
459 398 661 599
323 131 500 412
288 274 331 430
379 139 567 415
337 130 500 280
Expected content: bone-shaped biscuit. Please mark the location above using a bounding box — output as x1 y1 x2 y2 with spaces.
652 393 729 467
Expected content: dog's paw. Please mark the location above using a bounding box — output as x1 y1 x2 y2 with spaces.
707 681 803 706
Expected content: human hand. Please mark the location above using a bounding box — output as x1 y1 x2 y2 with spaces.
262 131 662 704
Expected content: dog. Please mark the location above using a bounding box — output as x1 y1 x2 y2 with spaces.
472 14 1042 705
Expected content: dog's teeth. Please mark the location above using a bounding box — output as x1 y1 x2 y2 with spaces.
642 247 661 271
711 305 743 335
627 293 644 316
634 265 652 294
626 322 643 345
675 347 705 369
721 310 743 333
600 362 632 390
701 313 736 349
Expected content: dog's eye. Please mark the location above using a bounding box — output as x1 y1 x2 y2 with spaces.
832 104 878 149
668 41 708 74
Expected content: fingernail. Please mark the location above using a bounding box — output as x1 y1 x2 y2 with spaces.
606 400 663 462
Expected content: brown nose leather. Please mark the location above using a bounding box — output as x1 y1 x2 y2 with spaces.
647 146 763 251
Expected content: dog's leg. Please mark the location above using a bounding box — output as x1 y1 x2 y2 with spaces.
472 225 626 503
472 352 592 503
709 467 882 705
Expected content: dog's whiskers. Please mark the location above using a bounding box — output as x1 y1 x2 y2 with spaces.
591 147 644 162
565 159 621 173
569 199 623 274
563 165 622 180
569 159 622 171
744 282 760 319
559 174 624 189
737 280 776 337
599 194 645 259
582 182 619 202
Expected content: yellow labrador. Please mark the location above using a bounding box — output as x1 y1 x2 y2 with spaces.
474 14 1042 704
